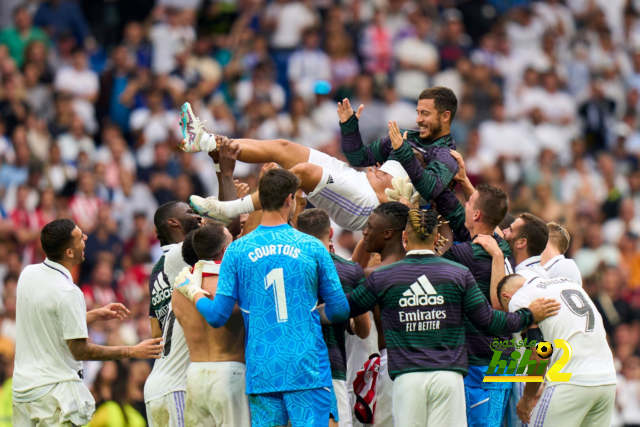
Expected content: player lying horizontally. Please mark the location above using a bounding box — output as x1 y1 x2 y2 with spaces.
178 103 454 230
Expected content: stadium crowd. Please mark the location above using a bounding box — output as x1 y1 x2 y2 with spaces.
0 0 640 425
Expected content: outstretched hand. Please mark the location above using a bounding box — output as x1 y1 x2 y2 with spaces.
388 121 407 150
260 163 279 178
337 98 363 123
234 180 250 198
90 303 131 323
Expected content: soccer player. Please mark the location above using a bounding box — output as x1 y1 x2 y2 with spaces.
145 201 202 427
497 274 617 426
338 87 459 203
359 202 410 427
297 208 371 427
13 219 163 426
178 102 415 231
172 222 251 427
175 168 350 427
429 180 517 427
540 222 582 285
502 214 550 281
341 209 561 426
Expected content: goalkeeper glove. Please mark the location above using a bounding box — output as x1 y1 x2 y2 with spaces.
385 176 420 206
174 265 210 302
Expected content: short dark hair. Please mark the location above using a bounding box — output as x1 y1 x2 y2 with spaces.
192 222 228 261
517 213 549 257
547 222 570 254
475 183 508 229
154 201 182 245
496 274 520 306
40 219 77 261
297 209 331 239
372 202 410 231
259 169 300 212
418 86 458 120
181 230 200 267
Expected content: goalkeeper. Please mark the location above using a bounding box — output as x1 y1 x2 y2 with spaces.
187 123 424 231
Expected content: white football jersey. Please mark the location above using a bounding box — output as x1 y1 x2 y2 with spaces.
509 277 616 387
515 255 549 282
144 243 191 403
543 255 582 286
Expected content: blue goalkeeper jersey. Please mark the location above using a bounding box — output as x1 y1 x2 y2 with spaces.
216 223 349 394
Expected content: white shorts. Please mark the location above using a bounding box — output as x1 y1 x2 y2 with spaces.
373 349 393 427
333 379 352 427
392 370 466 427
185 361 251 427
146 391 186 427
13 381 95 427
529 384 616 427
307 149 379 231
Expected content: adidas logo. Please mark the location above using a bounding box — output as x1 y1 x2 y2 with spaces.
326 175 334 185
399 275 444 307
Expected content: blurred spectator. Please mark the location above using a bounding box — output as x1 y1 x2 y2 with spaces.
33 0 93 47
593 268 637 335
69 171 103 233
0 6 49 67
82 261 119 309
82 207 123 283
288 28 331 102
53 47 99 133
150 8 195 75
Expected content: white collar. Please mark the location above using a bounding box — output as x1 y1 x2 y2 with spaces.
516 255 541 271
42 258 74 283
543 254 565 269
162 244 177 254
406 250 435 256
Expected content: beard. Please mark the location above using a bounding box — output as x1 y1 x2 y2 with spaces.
181 215 202 234
425 116 443 140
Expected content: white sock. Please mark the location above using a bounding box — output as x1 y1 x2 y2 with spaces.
222 196 256 218
201 133 218 152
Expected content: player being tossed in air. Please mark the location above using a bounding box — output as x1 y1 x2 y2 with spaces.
496 274 617 426
172 222 251 427
321 208 561 426
176 87 460 231
297 208 371 427
174 168 350 427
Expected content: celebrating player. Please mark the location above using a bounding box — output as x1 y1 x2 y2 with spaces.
145 201 202 427
337 209 561 426
297 208 371 427
540 222 582 285
13 219 163 426
497 274 617 426
172 222 251 426
338 87 459 202
359 202 410 426
174 168 350 427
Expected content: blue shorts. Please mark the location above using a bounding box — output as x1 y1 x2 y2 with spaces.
464 365 511 427
249 386 338 427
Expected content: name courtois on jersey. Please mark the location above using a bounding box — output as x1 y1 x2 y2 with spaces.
248 244 301 262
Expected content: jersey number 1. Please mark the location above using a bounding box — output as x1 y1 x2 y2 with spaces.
265 268 288 322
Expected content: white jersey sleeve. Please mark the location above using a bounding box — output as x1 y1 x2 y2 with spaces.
543 255 583 286
509 277 616 387
58 291 89 340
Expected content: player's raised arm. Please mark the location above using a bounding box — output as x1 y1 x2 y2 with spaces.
339 98 392 167
461 270 560 336
316 244 350 323
390 120 459 202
